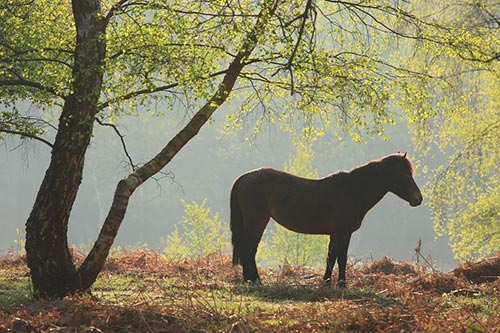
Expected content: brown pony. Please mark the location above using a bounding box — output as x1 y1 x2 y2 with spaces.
230 153 423 287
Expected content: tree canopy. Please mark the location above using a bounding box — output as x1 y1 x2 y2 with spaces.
1 0 435 145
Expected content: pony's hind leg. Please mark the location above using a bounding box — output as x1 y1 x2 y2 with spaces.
245 245 261 284
240 214 270 284
241 252 258 283
240 238 259 283
241 242 261 284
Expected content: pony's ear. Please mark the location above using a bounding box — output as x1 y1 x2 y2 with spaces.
403 152 407 159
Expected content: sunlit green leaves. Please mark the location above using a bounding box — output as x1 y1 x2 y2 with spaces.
101 0 266 118
225 0 427 142
0 110 47 142
447 187 500 260
0 0 74 106
427 84 500 260
384 0 500 261
2 0 446 141
416 70 500 261
163 198 230 259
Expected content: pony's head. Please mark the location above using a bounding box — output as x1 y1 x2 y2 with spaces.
382 153 423 207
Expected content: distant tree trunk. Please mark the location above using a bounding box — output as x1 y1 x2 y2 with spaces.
25 0 106 298
77 0 277 291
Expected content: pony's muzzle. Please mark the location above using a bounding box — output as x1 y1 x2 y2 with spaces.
410 192 423 207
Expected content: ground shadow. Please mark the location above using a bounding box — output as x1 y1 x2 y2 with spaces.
232 278 400 307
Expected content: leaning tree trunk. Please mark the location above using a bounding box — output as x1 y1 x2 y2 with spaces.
25 0 106 298
76 0 278 291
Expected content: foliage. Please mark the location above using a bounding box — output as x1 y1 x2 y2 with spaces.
1 250 500 332
1 0 445 146
267 142 328 268
0 1 74 106
425 73 500 261
0 110 50 146
163 199 230 259
403 1 500 261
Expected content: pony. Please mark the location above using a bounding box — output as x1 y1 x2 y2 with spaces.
230 153 422 287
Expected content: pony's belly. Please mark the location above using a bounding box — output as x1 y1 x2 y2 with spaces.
271 214 332 235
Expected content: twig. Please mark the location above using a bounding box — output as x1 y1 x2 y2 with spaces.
95 117 136 170
413 238 436 272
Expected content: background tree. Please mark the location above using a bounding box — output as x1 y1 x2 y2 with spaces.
1 0 441 297
163 199 230 259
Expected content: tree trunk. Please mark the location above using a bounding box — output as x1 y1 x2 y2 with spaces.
25 0 276 297
77 0 278 291
25 0 106 298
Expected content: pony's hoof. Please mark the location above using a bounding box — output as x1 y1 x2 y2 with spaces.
243 279 261 286
336 280 346 288
323 277 332 284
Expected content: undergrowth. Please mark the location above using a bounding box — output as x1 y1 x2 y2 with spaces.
0 249 499 332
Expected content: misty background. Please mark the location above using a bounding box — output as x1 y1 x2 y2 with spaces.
0 103 457 270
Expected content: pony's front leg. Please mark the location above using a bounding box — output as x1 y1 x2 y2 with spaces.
335 232 352 288
242 262 261 284
323 235 337 282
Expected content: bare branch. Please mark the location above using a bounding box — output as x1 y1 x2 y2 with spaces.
456 52 500 64
95 117 136 170
276 0 315 95
477 2 500 28
289 0 314 66
108 42 236 61
0 56 72 69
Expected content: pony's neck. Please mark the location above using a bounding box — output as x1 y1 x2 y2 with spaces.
350 161 389 213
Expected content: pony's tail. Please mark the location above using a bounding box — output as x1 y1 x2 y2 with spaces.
230 177 244 266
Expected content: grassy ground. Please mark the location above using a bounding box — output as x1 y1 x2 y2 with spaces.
0 250 499 332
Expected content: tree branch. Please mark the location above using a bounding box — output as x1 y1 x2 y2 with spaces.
0 128 53 148
104 0 130 25
289 0 314 68
272 0 314 95
98 82 178 110
0 79 65 98
95 117 136 170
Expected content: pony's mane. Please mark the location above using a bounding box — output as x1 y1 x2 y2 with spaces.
350 153 415 175
324 153 415 180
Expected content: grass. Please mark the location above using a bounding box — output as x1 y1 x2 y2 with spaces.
0 250 499 332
